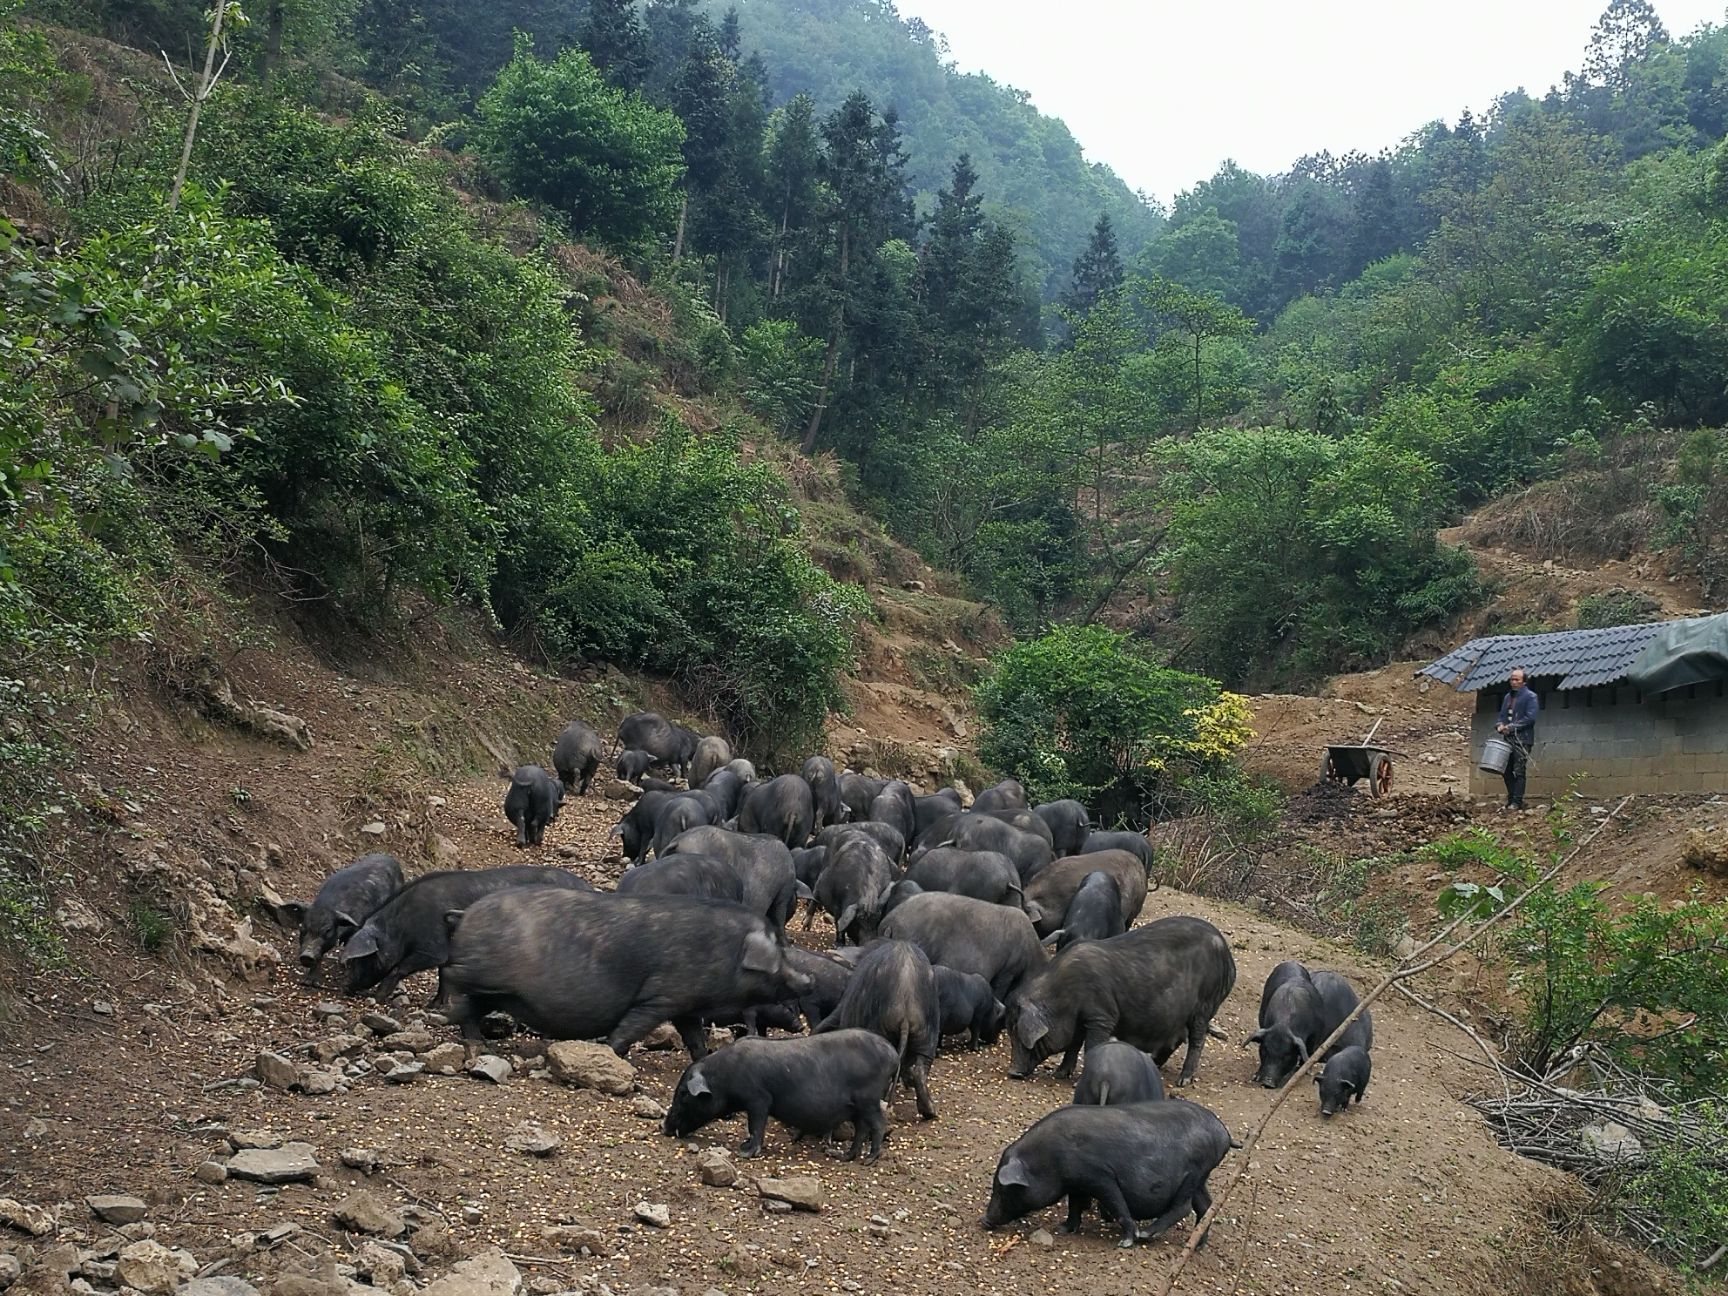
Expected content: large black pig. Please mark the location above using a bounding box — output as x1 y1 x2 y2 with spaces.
738 774 816 848
341 865 590 1000
551 721 603 796
1007 916 1235 1086
879 890 1046 1002
1070 1039 1165 1105
269 852 404 987
502 765 563 846
814 939 940 1119
438 889 813 1058
662 1029 897 1161
662 825 798 935
982 1100 1235 1247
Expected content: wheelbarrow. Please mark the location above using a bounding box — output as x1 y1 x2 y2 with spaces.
1319 718 1403 797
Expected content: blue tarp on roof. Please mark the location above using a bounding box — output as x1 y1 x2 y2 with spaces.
1418 619 1710 693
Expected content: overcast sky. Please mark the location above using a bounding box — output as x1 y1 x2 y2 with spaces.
893 0 1726 205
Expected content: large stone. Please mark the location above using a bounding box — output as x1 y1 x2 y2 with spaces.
423 1044 465 1073
381 1060 424 1085
339 1148 383 1174
695 1149 737 1188
360 1013 402 1036
0 1256 19 1290
1581 1122 1643 1160
302 1068 342 1097
193 1161 228 1185
228 1143 319 1185
352 1243 407 1286
184 1280 262 1296
467 1056 511 1085
332 1193 406 1238
631 1203 669 1230
0 1200 54 1237
255 1052 300 1091
503 1123 560 1158
418 1248 522 1296
756 1176 822 1212
381 1031 436 1054
312 1035 368 1064
545 1042 635 1096
539 1226 607 1257
627 1095 666 1121
115 1241 196 1295
85 1197 146 1226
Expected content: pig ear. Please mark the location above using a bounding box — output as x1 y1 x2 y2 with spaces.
835 904 859 935
267 900 307 929
332 911 360 938
1040 929 1063 948
794 880 814 901
443 908 466 937
683 1067 710 1097
740 930 780 973
1014 1003 1048 1049
341 927 379 960
995 1157 1033 1188
1293 1038 1310 1065
1023 902 1045 926
608 824 625 838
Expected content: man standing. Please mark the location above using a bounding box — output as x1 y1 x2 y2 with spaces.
1496 667 1539 811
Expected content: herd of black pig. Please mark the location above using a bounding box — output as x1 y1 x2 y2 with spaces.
268 711 1377 1251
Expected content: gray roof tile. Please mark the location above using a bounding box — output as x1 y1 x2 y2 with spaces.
1419 621 1677 693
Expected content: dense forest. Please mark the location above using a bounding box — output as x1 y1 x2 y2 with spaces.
5 0 1728 771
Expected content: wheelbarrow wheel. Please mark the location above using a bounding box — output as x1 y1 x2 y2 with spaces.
1367 753 1394 797
1318 751 1336 786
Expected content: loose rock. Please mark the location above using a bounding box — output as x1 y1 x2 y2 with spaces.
352 1243 407 1286
360 1013 402 1036
312 1035 367 1064
255 1052 300 1091
85 1197 147 1226
228 1143 319 1185
423 1044 464 1073
627 1095 666 1121
418 1248 522 1296
381 1031 436 1053
467 1056 511 1085
1030 1228 1055 1249
0 1200 55 1237
193 1161 228 1185
229 1130 282 1151
115 1241 196 1295
695 1149 737 1188
339 1148 383 1174
0 1257 19 1290
333 1192 406 1238
546 1042 635 1096
756 1176 823 1213
184 1280 261 1296
539 1226 607 1257
503 1123 561 1158
382 1060 424 1085
631 1202 670 1230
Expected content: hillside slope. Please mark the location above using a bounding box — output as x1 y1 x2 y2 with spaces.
0 613 1671 1296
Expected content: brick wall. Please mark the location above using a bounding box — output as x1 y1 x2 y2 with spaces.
1468 678 1728 799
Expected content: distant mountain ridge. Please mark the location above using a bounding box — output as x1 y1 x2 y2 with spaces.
719 0 1163 300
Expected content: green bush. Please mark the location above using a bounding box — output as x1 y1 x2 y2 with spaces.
974 623 1250 824
473 38 684 250
1157 427 1480 685
739 319 822 437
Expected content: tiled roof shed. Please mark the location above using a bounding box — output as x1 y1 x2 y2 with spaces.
1418 622 1673 693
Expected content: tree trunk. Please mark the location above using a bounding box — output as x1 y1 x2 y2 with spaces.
802 326 841 452
260 0 285 84
168 0 229 214
1193 330 1203 434
672 193 688 262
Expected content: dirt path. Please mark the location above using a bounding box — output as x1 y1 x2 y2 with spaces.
3 766 1583 1296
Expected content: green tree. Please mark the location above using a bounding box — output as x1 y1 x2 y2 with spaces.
1062 213 1124 319
1145 276 1253 433
473 39 684 249
580 0 649 89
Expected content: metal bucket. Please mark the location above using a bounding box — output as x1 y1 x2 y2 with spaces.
1479 737 1513 774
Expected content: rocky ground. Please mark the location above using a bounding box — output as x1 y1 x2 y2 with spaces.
2 768 1672 1296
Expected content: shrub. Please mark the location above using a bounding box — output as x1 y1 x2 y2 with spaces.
739 319 822 437
472 38 684 250
974 623 1253 824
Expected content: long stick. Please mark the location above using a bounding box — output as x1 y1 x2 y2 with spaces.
1151 796 1631 1296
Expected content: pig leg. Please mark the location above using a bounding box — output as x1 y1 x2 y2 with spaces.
739 1105 771 1159
1189 1183 1214 1249
673 1015 710 1060
1175 1016 1209 1087
1062 1194 1092 1234
302 958 325 989
1138 1193 1196 1244
906 1060 937 1121
1092 1181 1141 1248
855 1101 886 1163
606 1007 677 1059
1053 1041 1082 1080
